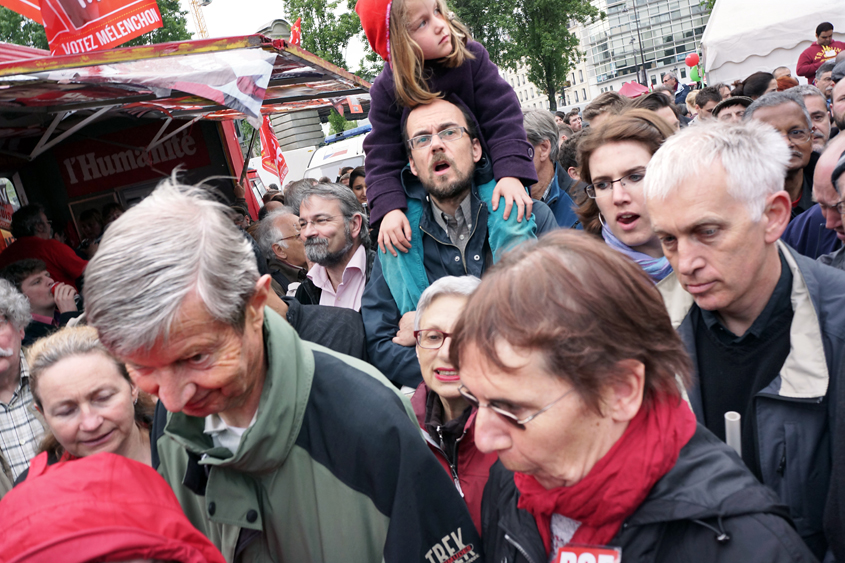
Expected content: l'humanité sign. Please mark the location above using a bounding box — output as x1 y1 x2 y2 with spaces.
53 122 212 198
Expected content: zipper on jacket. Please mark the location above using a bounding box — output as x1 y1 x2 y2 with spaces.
437 425 465 497
777 449 786 476
504 533 539 563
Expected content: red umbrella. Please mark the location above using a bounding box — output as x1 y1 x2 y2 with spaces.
619 81 650 98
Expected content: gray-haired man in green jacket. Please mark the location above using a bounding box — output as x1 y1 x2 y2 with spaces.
83 178 482 563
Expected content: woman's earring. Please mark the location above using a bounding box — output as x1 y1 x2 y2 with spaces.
598 212 606 227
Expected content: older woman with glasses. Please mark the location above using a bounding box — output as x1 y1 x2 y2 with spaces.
576 109 675 282
410 275 497 533
452 230 816 563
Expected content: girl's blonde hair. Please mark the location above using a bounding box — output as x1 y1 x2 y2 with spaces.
390 0 475 107
27 326 155 460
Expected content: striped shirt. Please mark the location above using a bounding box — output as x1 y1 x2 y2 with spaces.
0 353 45 479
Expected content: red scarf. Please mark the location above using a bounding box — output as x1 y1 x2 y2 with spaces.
514 395 697 555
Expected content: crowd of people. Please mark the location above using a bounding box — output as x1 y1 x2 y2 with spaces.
1 7 845 563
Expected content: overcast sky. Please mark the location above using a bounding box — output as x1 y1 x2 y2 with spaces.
178 0 367 70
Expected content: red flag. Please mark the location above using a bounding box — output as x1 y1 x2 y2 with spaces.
0 0 43 23
259 116 288 187
289 17 301 46
38 0 163 55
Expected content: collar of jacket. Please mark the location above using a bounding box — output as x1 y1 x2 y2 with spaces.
545 163 573 205
621 426 791 527
657 240 829 399
163 307 314 471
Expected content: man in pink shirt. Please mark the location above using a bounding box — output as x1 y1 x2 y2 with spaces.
294 183 375 311
797 22 845 84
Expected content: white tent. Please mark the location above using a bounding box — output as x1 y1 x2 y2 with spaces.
701 0 845 86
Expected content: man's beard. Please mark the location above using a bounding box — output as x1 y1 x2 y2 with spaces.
834 108 845 131
304 223 354 267
422 155 473 203
0 347 13 357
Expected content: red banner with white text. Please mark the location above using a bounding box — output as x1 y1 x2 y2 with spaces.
259 116 288 187
41 0 162 55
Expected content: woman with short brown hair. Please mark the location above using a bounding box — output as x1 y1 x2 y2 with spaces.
576 109 675 282
453 230 816 563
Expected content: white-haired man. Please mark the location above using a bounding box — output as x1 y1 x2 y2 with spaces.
643 120 845 560
254 207 308 296
83 180 481 562
0 279 44 498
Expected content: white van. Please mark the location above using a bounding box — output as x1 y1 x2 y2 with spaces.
303 133 368 181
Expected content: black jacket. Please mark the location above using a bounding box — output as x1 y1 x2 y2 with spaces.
481 426 818 563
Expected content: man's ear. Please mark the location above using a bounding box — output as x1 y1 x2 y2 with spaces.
246 275 272 330
409 154 419 177
763 190 792 243
567 167 580 181
471 137 482 164
271 243 287 262
349 213 363 241
539 139 552 162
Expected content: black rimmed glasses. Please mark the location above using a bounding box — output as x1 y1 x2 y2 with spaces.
458 384 575 430
585 169 646 199
406 126 469 151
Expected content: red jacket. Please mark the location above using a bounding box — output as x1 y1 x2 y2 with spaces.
0 236 86 289
411 382 498 534
0 452 226 563
797 40 845 83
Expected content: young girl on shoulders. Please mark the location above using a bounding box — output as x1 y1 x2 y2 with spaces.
356 0 537 256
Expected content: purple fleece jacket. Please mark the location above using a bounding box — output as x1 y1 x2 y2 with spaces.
363 41 538 224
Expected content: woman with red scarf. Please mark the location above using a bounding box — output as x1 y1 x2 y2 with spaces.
451 230 817 563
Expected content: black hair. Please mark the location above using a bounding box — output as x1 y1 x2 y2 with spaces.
817 22 834 36
11 204 46 239
0 258 47 290
695 86 722 108
740 72 775 99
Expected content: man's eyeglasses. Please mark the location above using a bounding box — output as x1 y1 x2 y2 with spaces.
783 129 812 144
414 329 451 350
820 200 845 215
458 384 575 430
406 127 469 151
298 216 338 230
585 169 646 199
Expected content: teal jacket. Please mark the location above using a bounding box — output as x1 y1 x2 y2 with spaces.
154 308 482 562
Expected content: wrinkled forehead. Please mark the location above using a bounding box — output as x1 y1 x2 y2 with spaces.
405 99 467 136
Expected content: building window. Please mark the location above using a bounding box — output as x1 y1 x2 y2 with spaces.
582 88 586 100
651 75 657 85
572 73 576 84
680 68 686 78
579 70 584 82
610 85 614 91
575 91 579 102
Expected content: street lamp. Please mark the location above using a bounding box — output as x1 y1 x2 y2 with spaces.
622 2 648 86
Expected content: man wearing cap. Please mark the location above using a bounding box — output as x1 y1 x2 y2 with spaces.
712 96 753 124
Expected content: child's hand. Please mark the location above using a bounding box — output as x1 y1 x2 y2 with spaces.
491 177 533 222
378 209 413 257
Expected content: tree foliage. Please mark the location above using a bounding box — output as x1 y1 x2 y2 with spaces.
0 7 47 49
286 0 361 69
0 0 189 50
451 0 603 111
328 108 356 134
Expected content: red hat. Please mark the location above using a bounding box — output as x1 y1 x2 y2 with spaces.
356 0 392 63
0 452 227 563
